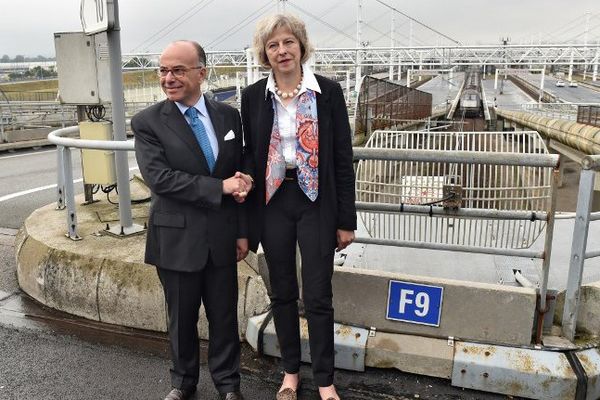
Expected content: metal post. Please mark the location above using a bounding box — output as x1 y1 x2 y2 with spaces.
568 49 574 82
0 110 4 143
56 145 65 210
62 147 80 240
366 107 373 137
355 0 362 91
345 70 351 103
406 69 410 87
494 69 499 90
593 45 599 82
246 48 254 86
389 14 395 81
235 72 242 106
539 64 545 104
583 12 590 80
106 0 143 236
397 61 402 81
60 104 66 128
562 168 595 341
355 50 362 92
536 167 560 344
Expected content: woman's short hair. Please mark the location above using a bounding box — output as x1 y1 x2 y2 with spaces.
253 13 314 68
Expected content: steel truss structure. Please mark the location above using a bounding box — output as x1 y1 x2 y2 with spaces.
122 44 600 70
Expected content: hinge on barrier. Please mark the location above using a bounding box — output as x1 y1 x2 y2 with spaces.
369 327 377 337
447 336 455 347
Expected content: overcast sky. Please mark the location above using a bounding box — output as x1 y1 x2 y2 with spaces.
1 0 599 57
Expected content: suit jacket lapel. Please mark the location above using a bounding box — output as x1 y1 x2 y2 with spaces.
160 100 210 174
258 84 275 182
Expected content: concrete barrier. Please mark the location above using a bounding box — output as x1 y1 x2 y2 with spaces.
332 267 537 346
4 127 55 142
555 282 600 335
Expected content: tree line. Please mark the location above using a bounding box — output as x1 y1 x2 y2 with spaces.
5 66 58 81
1 55 55 63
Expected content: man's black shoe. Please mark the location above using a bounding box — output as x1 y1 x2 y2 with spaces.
220 391 244 400
164 387 196 400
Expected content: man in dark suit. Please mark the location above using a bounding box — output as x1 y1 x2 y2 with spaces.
132 40 248 400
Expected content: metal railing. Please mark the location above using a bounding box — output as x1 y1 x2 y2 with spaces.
562 155 600 341
354 130 560 344
48 125 137 240
577 105 600 128
354 76 432 142
519 103 579 120
47 123 600 345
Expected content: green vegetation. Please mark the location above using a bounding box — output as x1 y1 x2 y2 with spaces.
0 70 159 94
8 66 57 81
0 54 54 63
0 67 244 102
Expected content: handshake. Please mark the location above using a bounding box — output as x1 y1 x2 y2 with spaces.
222 172 254 203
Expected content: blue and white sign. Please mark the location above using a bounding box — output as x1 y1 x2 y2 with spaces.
386 280 444 327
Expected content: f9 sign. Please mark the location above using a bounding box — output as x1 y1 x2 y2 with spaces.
386 280 444 327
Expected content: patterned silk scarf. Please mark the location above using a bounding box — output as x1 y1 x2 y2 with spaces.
265 89 319 204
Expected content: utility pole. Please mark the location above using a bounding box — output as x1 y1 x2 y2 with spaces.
389 14 395 81
500 37 509 95
355 0 363 91
583 11 590 80
568 49 574 82
593 42 599 82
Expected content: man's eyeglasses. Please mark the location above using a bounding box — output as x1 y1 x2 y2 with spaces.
157 66 204 78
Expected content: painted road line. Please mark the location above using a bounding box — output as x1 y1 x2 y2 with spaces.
0 150 57 160
0 167 139 203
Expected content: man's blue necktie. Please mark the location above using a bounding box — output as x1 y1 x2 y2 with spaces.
185 106 216 173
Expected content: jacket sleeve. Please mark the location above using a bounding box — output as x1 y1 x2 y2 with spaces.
132 113 222 209
240 88 257 181
330 82 357 231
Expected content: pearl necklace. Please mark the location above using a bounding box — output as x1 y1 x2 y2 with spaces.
274 73 303 99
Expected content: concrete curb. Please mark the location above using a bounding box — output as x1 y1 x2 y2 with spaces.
15 197 270 340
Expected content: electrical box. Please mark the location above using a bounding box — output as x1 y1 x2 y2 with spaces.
79 121 117 185
54 31 111 104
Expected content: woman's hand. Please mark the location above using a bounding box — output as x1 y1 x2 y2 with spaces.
236 238 249 261
336 229 355 251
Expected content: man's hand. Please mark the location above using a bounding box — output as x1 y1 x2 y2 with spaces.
232 172 254 203
236 238 249 261
336 229 355 251
222 175 245 195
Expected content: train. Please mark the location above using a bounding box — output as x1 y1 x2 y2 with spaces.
459 70 483 117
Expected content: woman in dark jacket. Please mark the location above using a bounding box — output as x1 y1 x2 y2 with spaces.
240 13 357 400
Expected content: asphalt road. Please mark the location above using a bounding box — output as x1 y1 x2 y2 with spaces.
0 146 138 229
520 73 600 103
